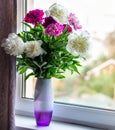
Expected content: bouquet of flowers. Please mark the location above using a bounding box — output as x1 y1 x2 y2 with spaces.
1 3 89 79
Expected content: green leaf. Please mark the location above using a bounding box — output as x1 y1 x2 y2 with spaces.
33 61 40 68
39 24 44 30
22 22 32 30
54 74 65 79
41 62 47 67
43 65 53 69
70 64 80 74
19 67 28 74
25 72 34 80
16 57 23 61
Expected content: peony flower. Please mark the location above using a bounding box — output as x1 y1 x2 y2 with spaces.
46 3 69 24
1 33 25 56
66 31 89 56
45 22 64 36
69 13 82 30
42 16 57 28
24 9 44 26
25 40 46 58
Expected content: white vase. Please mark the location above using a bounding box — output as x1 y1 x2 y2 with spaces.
34 78 53 126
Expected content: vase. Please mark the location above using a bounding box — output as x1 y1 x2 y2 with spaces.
34 78 53 126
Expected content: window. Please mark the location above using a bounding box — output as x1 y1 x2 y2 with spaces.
16 0 115 129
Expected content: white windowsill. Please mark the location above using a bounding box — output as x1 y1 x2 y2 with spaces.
15 115 103 130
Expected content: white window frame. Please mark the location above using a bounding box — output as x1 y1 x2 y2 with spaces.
16 1 115 130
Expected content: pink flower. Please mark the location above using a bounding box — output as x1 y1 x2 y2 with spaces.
63 24 72 32
24 9 44 26
45 22 64 36
43 16 57 28
69 13 82 30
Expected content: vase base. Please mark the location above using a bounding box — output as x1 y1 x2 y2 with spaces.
34 111 53 126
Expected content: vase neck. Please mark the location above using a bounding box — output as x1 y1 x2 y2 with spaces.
36 79 52 87
34 78 53 101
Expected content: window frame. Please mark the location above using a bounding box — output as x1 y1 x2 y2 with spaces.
16 95 115 130
16 1 115 130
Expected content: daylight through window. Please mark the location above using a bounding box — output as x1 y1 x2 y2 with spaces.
23 0 115 111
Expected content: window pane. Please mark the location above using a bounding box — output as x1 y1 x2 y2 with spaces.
23 0 115 110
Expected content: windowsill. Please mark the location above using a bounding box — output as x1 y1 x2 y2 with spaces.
16 115 103 130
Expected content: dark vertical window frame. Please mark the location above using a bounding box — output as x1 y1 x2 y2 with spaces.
0 0 17 130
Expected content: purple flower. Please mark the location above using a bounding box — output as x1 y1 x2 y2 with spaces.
45 22 64 36
43 16 57 28
69 13 82 30
24 9 44 26
63 24 72 32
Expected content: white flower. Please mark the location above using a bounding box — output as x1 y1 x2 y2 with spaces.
66 31 89 56
1 33 25 56
25 40 46 58
46 3 69 24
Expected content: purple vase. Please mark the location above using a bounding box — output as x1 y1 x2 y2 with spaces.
34 79 53 126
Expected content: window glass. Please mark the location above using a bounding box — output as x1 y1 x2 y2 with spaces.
23 0 115 110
